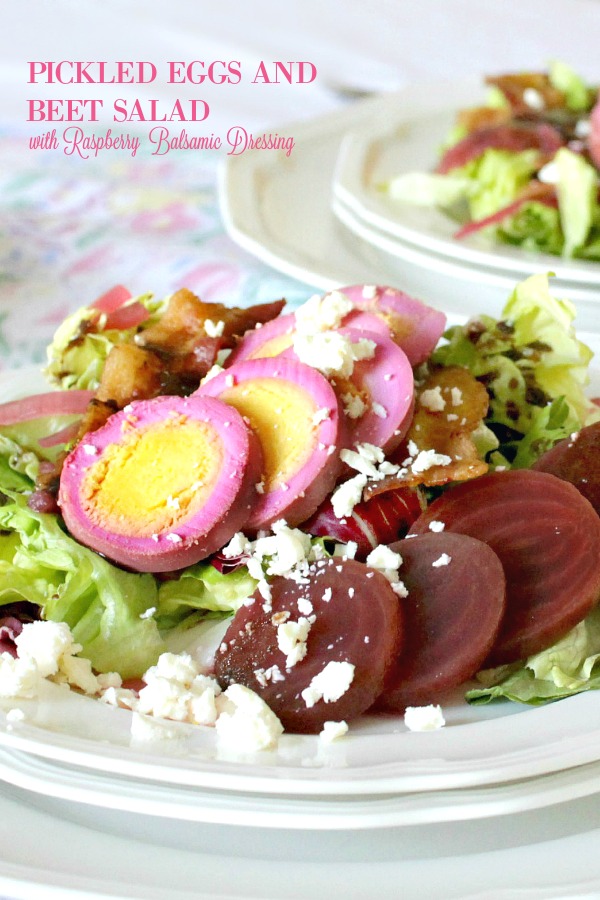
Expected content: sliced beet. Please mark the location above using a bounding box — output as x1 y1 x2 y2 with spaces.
532 422 600 516
376 533 505 712
409 470 600 666
214 557 404 733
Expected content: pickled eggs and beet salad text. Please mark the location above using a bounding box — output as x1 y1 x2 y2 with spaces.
384 61 600 260
1 274 600 742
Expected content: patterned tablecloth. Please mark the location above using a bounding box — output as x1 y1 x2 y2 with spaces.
0 124 311 373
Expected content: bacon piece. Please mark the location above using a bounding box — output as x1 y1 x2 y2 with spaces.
437 123 564 174
485 73 566 116
365 366 489 498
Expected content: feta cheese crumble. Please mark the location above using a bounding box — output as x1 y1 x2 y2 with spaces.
404 704 446 732
301 661 355 708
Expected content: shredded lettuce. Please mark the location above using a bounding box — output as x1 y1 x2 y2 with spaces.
467 607 600 705
549 59 591 112
0 490 164 679
432 273 598 467
553 148 598 257
156 562 257 629
45 291 167 391
381 61 600 259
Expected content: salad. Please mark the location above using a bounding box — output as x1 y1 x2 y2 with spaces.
0 274 599 750
383 61 600 259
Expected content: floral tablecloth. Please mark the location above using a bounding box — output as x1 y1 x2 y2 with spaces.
0 124 311 372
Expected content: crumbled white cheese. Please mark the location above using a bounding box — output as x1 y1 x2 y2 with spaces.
432 553 452 568
215 683 284 751
419 386 446 412
294 290 353 334
341 392 367 420
301 661 355 708
203 318 225 338
411 449 452 474
320 720 349 743
372 402 388 419
537 161 559 185
201 363 226 383
277 616 314 668
312 407 332 425
130 711 183 745
330 473 367 518
0 655 41 699
428 520 445 533
293 331 375 379
523 87 545 110
404 704 446 732
450 387 463 407
15 620 75 678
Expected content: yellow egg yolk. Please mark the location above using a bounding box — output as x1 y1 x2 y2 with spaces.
220 377 317 490
81 417 223 536
248 333 294 359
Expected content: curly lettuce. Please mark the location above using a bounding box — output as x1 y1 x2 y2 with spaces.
432 273 598 468
45 291 167 391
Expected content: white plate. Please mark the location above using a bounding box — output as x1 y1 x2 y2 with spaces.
332 85 600 286
219 91 600 329
5 742 600 833
4 775 600 900
2 362 600 801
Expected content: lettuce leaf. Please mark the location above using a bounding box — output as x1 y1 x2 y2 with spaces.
553 148 599 257
432 273 598 467
467 607 600 705
45 291 167 391
0 490 164 679
548 60 591 112
156 562 257 629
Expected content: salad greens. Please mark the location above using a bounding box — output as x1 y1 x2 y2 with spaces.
382 61 600 259
432 273 599 468
46 291 167 391
0 273 599 706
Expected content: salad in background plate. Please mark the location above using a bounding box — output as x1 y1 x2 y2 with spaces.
383 62 600 260
0 274 599 751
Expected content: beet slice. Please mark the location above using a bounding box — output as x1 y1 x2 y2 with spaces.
59 394 263 573
532 422 600 516
214 557 404 733
409 470 600 666
376 533 505 711
199 357 343 530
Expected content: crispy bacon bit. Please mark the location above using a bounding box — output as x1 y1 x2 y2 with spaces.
485 73 566 116
365 367 489 497
137 288 286 356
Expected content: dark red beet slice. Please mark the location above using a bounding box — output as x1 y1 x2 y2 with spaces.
375 533 505 712
214 557 404 733
409 470 600 666
532 422 600 516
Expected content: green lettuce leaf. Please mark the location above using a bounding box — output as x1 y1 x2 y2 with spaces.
497 201 563 256
467 607 600 705
553 148 599 257
45 291 167 391
548 60 591 112
156 562 257 629
462 148 539 221
0 490 164 679
432 273 598 466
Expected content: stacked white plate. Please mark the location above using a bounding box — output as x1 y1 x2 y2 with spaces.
220 79 600 334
